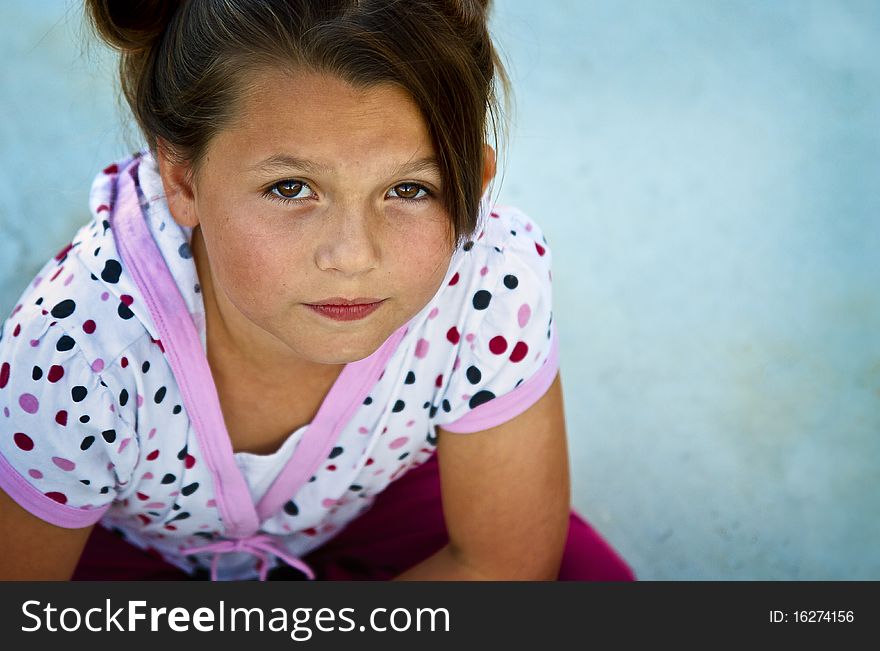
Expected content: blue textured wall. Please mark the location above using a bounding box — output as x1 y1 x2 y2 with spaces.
2 0 877 578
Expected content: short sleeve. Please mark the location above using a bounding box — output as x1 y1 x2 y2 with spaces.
0 307 139 528
433 208 560 434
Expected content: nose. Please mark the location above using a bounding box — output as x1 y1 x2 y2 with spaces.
314 206 380 276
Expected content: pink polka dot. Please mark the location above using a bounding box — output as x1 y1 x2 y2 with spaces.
489 336 508 355
321 498 338 508
389 436 409 450
415 338 430 359
518 304 531 328
526 222 533 232
146 502 166 509
137 394 144 408
358 426 369 434
465 333 475 343
118 437 132 453
3 407 9 417
453 356 461 371
206 499 216 508
91 358 105 372
100 292 109 301
141 472 154 480
64 274 74 286
148 427 156 439
52 457 76 471
428 307 439 319
461 394 471 401
480 266 489 276
28 468 42 479
406 419 415 427
19 393 39 414
29 339 39 347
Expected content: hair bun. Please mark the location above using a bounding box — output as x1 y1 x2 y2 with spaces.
86 0 181 52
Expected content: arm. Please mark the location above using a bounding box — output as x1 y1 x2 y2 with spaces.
394 371 570 581
0 486 93 580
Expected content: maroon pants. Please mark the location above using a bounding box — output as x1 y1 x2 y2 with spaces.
73 452 636 581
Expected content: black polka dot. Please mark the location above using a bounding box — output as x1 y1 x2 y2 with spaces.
404 371 416 384
329 446 343 459
101 259 122 283
515 378 524 388
472 290 492 310
426 429 438 446
177 445 188 460
392 400 405 413
469 390 496 409
167 512 190 523
119 389 128 406
172 405 182 414
181 482 199 496
100 486 110 494
51 299 76 319
31 366 43 381
363 396 373 405
154 386 166 403
442 399 451 413
349 484 363 491
80 479 90 485
142 361 150 373
56 335 75 352
178 243 192 259
93 246 101 256
80 436 95 451
429 405 438 418
90 273 97 280
161 473 176 484
503 274 519 290
79 415 90 423
466 365 482 384
463 241 474 251
284 500 299 516
118 302 134 320
308 475 316 482
493 246 502 253
35 297 44 305
422 401 431 409
398 452 410 461
510 230 517 236
101 429 116 443
71 386 88 402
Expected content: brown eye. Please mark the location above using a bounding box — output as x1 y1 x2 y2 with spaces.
393 183 425 200
274 180 304 199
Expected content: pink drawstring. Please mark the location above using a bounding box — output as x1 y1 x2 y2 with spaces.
180 534 316 581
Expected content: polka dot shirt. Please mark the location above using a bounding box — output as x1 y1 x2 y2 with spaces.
0 151 559 580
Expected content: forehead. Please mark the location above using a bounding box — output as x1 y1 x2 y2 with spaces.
211 66 436 172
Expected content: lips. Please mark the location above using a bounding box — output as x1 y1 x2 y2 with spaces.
306 300 384 322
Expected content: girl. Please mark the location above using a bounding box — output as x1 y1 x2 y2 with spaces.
0 0 634 581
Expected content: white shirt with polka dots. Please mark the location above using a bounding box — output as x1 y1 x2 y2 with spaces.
0 150 559 580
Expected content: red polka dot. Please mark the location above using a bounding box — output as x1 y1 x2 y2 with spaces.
448 272 459 286
12 323 21 337
435 374 444 388
96 204 110 214
47 365 64 383
55 410 68 426
138 515 151 525
535 242 546 256
327 464 337 471
446 326 460 344
146 450 160 461
489 336 508 355
103 163 118 175
365 458 375 466
509 341 529 363
184 454 196 469
14 432 34 451
120 356 128 367
137 492 149 501
46 492 68 504
0 362 9 388
121 294 134 306
83 320 96 334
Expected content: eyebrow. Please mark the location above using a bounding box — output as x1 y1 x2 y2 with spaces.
249 154 441 178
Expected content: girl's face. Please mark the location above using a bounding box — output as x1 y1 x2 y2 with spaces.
160 68 491 372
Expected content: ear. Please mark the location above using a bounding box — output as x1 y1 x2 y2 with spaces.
480 143 497 197
155 138 199 229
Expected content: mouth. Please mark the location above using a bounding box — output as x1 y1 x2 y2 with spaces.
305 298 386 322
307 297 384 306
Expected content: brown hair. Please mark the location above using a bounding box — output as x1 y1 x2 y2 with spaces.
85 0 511 248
